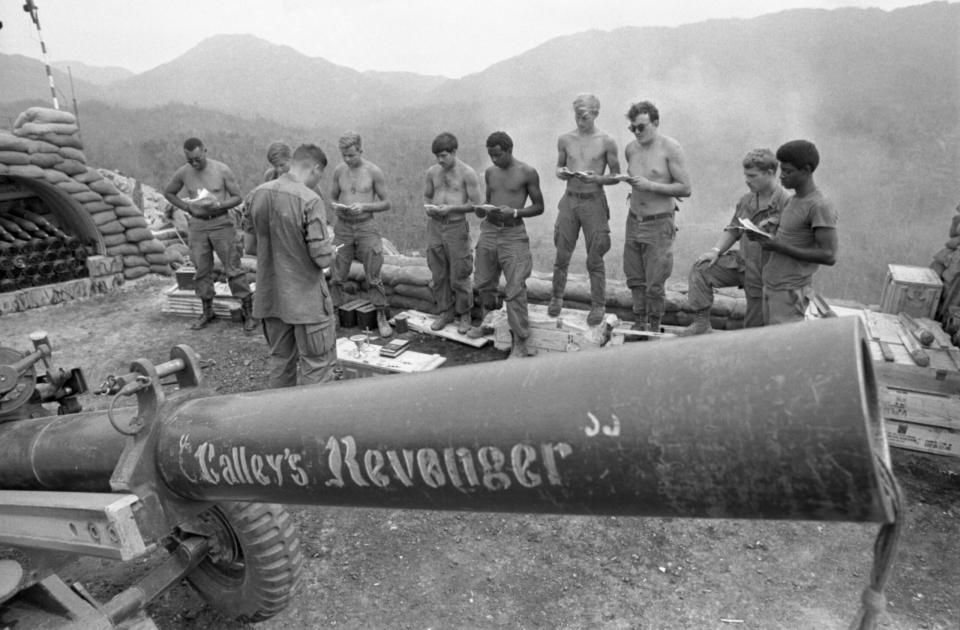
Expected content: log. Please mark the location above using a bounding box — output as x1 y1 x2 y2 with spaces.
897 327 930 367
898 312 935 347
392 282 434 303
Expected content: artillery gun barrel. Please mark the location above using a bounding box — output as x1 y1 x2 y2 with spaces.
0 317 893 523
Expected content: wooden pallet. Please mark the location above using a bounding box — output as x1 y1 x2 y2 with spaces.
161 283 254 319
398 309 491 348
493 304 623 353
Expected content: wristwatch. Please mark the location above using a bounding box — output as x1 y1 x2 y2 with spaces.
513 208 519 219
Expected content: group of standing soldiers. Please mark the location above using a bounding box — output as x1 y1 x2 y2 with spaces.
162 93 838 386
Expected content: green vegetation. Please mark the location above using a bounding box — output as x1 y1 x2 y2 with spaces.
3 3 958 305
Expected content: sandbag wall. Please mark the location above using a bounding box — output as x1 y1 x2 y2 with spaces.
0 107 172 285
338 255 748 330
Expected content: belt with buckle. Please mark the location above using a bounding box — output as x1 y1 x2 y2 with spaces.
484 216 523 228
190 210 229 221
431 215 466 225
567 190 599 200
337 214 373 225
630 210 675 223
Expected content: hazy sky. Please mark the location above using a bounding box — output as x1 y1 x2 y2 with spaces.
1 0 938 77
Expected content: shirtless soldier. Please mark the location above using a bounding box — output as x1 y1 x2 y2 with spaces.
549 94 621 326
620 101 692 332
330 131 393 338
470 131 545 358
424 132 484 334
163 137 254 332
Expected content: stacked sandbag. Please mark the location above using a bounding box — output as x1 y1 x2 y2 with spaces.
331 253 748 329
2 107 172 280
151 227 190 268
97 169 169 230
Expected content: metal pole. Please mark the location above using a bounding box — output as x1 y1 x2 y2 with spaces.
0 317 894 523
23 0 59 110
67 65 81 142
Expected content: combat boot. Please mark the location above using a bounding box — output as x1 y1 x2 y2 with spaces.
466 307 489 339
678 309 713 336
547 296 563 317
376 308 393 338
509 333 537 359
630 288 646 330
647 314 662 334
190 298 216 330
586 304 605 326
457 312 472 335
431 310 455 331
241 295 259 333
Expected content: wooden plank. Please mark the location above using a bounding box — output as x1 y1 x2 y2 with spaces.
874 361 960 396
336 336 446 374
400 309 491 348
613 327 679 341
917 316 960 371
493 304 623 353
880 387 960 430
162 283 252 319
897 327 930 366
885 419 959 458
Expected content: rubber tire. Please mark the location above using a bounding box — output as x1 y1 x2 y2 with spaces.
185 502 303 623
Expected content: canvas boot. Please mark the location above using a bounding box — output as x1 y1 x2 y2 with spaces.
240 295 259 333
547 296 563 317
376 308 393 338
190 298 216 330
647 314 662 334
586 304 605 326
630 288 646 331
431 309 455 331
466 307 489 339
509 333 536 359
457 312 472 335
678 309 713 336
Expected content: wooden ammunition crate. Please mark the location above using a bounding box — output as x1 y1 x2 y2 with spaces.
335 336 445 379
882 386 960 458
492 303 621 353
175 266 196 291
879 264 942 319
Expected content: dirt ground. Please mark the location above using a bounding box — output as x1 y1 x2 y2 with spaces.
2 274 958 630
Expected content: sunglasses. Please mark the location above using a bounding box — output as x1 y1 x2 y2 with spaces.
628 123 649 133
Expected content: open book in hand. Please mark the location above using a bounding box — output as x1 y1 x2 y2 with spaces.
187 188 216 205
738 217 772 238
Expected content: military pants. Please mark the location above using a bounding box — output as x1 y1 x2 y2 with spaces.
687 251 764 328
551 191 611 308
426 218 473 315
263 317 338 388
331 218 387 308
763 285 814 326
189 220 251 302
474 222 533 340
623 216 675 320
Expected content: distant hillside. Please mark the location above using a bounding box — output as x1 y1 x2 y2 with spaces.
0 55 101 113
361 70 448 99
96 34 434 127
52 60 134 85
2 2 958 302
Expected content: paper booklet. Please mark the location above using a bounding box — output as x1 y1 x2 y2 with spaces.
738 217 771 238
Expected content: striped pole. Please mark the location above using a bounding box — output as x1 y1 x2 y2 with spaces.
23 0 59 110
